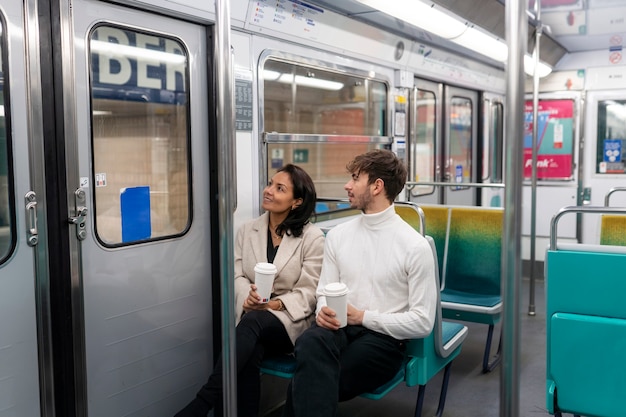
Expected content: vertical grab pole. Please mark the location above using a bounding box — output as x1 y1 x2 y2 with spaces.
502 0 527 416
215 0 238 415
528 0 542 316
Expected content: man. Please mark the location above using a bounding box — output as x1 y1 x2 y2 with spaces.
283 149 437 416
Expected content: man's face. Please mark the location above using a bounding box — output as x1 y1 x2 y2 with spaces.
344 171 373 212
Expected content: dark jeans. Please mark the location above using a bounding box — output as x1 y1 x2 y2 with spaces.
176 310 292 417
282 324 405 417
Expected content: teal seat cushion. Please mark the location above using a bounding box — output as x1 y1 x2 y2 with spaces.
261 354 406 401
260 355 296 378
441 321 465 345
441 289 501 307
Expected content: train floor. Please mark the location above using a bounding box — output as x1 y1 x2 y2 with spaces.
258 277 552 417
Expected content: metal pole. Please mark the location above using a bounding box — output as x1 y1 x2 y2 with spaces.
528 0 542 316
215 0 238 415
502 0 527 415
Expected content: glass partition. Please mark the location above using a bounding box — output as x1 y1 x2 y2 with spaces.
262 58 389 199
446 96 473 188
410 88 436 196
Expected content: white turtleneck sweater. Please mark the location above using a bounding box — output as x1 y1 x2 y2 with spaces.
315 204 437 340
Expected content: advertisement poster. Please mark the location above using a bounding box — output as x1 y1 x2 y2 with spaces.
524 99 574 180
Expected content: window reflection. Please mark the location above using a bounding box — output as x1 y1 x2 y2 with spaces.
447 97 472 188
263 58 388 198
89 26 191 245
411 89 436 196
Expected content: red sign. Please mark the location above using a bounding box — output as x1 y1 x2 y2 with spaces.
523 150 572 179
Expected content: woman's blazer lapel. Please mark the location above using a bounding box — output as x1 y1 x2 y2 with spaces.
249 212 301 276
272 232 301 277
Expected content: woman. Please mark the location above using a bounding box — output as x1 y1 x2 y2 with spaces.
175 164 324 417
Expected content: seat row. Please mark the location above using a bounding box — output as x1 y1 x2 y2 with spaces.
261 201 505 416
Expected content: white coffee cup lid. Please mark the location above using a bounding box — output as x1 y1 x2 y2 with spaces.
254 262 277 274
324 282 348 296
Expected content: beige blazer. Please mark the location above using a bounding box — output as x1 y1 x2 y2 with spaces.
234 212 324 344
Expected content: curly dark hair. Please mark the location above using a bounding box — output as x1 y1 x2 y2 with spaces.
346 149 407 202
274 164 317 238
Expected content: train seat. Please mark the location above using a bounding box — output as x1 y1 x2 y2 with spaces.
439 206 503 373
546 242 626 417
418 205 451 277
260 236 468 417
599 214 626 246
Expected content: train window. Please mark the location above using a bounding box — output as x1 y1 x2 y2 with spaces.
447 97 472 187
89 25 191 246
262 58 388 198
0 17 15 263
410 88 436 196
596 100 626 174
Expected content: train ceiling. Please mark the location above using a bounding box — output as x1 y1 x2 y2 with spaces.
308 0 626 69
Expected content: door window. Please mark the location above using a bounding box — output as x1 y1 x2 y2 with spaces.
410 88 436 196
447 96 472 188
0 16 15 263
89 25 191 246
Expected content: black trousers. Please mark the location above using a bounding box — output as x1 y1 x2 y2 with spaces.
282 324 405 417
197 310 292 417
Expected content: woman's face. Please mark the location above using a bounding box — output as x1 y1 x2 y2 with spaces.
262 171 302 215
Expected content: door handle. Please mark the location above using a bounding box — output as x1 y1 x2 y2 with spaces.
25 191 38 246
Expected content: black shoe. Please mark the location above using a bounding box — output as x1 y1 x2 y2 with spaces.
174 397 211 417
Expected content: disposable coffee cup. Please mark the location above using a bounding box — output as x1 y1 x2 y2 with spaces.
324 282 349 328
254 262 277 303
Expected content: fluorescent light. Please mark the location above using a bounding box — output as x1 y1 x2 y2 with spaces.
262 70 281 81
281 75 343 90
357 0 553 78
523 55 552 78
356 0 466 39
263 70 344 90
92 110 113 116
453 26 508 62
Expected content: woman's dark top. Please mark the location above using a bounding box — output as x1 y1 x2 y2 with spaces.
266 227 279 263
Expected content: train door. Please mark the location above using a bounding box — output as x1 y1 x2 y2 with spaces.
408 80 478 205
0 2 49 416
408 78 442 204
67 2 214 416
581 90 626 243
444 86 478 205
481 92 505 207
